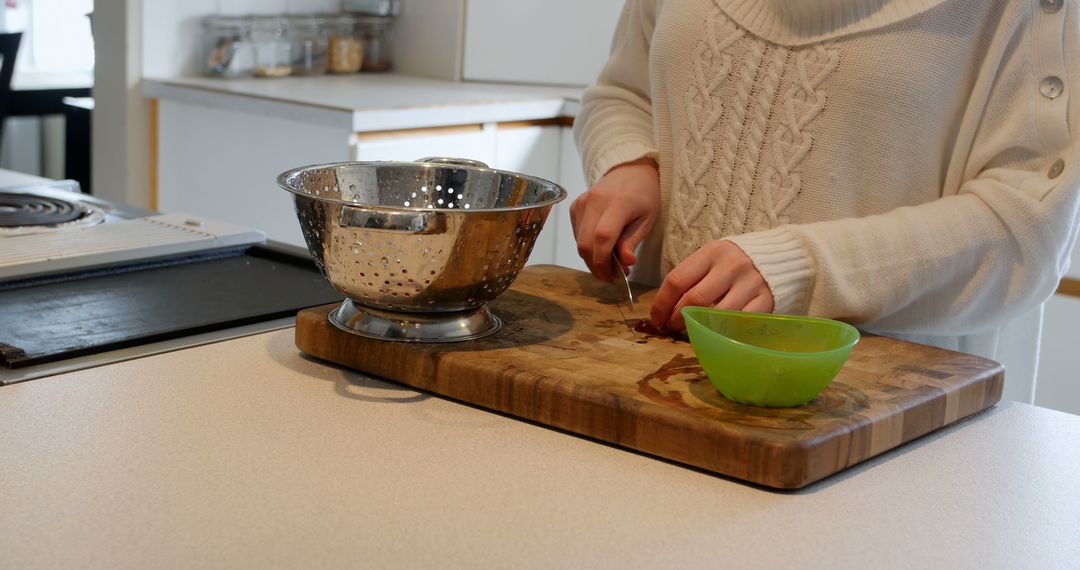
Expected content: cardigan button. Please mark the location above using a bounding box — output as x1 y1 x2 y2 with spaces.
1049 159 1065 179
1040 0 1063 14
1040 76 1064 99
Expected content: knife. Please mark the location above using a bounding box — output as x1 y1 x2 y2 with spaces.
612 251 635 310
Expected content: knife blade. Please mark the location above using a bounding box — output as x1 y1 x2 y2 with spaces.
612 251 635 311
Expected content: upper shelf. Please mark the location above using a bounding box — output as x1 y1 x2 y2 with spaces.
143 74 583 133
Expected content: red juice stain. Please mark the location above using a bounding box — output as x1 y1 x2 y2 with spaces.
634 319 659 334
633 319 688 342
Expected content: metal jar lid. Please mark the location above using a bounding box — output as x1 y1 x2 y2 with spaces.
342 0 402 17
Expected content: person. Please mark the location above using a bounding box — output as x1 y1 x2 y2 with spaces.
570 0 1079 403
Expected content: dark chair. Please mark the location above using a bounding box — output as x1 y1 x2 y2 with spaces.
0 32 23 155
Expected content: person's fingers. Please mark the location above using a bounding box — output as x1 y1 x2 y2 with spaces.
569 197 581 237
611 252 629 277
714 280 763 312
743 293 775 314
571 160 661 283
650 251 717 329
666 270 734 331
589 209 626 282
616 212 653 268
572 195 607 279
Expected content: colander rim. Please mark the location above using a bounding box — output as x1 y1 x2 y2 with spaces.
276 160 569 213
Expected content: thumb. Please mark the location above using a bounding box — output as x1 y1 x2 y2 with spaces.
619 216 652 267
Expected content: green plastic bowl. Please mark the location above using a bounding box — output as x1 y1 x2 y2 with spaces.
682 307 860 408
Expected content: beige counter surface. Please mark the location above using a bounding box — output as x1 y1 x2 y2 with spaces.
2 329 1078 569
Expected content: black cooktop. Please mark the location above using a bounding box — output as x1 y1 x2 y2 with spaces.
0 243 342 370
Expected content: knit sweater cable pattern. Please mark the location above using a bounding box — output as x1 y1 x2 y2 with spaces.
665 6 840 269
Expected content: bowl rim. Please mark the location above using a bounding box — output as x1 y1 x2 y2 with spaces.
681 306 860 358
276 160 569 213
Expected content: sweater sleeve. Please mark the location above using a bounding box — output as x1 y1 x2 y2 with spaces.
573 0 660 185
727 5 1080 337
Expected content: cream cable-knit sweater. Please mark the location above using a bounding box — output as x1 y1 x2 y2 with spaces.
574 0 1079 402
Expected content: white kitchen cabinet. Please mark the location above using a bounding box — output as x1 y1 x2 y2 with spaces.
352 125 498 165
355 123 580 267
157 99 351 247
156 98 587 271
158 109 508 249
493 124 562 267
1035 294 1080 416
555 127 589 272
463 0 623 87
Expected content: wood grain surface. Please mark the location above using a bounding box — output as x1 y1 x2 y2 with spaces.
295 265 1004 488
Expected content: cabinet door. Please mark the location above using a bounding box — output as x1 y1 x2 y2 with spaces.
1036 294 1080 416
157 99 352 247
463 0 623 86
352 125 497 164
352 123 583 268
494 124 562 266
556 127 589 271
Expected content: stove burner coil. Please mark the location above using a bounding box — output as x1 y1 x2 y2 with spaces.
0 192 103 231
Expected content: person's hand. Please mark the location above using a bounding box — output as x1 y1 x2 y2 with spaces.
569 158 660 282
650 240 774 331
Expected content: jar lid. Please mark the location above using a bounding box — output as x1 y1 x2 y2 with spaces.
250 15 289 31
342 0 402 17
328 13 391 25
352 15 395 29
287 14 327 29
202 15 251 31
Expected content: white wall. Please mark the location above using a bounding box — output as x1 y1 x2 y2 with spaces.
0 119 42 178
393 0 465 81
93 0 150 207
463 0 622 87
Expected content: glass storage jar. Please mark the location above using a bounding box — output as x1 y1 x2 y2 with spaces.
200 15 254 77
288 15 329 76
251 16 293 78
326 15 364 74
355 15 395 72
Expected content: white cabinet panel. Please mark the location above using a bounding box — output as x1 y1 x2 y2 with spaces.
494 125 562 266
556 127 589 272
463 0 623 86
158 100 352 247
1065 242 1080 280
354 124 569 266
1035 294 1080 416
157 101 585 273
353 126 497 165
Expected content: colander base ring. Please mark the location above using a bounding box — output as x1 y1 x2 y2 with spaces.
328 298 502 342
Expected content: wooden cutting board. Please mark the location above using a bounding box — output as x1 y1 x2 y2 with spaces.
295 265 1003 489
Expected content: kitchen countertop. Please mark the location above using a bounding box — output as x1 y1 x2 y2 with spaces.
143 74 583 133
2 329 1078 568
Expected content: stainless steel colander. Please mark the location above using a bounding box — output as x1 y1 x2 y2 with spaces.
278 157 567 342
